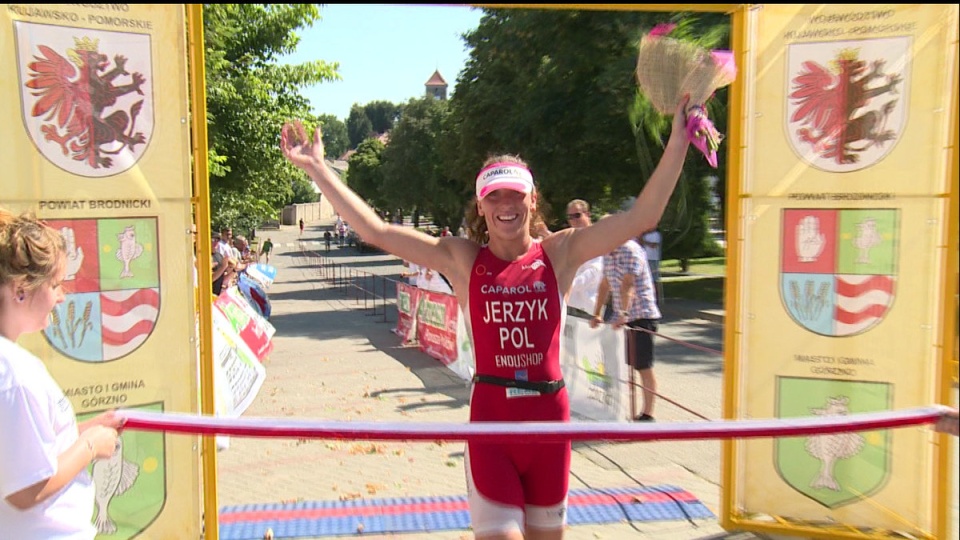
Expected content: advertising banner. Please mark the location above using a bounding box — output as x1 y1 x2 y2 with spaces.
393 282 420 345
1 5 201 537
729 4 958 536
215 287 275 362
211 302 267 418
561 315 631 422
416 288 459 366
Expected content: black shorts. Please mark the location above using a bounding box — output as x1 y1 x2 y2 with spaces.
626 319 658 370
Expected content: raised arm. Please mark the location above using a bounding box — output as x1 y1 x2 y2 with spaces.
280 122 472 281
562 97 690 268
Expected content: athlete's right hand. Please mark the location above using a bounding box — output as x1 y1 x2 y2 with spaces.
280 120 325 170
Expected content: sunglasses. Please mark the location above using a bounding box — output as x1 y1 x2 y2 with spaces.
566 212 584 220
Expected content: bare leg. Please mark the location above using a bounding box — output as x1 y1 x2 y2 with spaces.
475 531 525 540
525 526 564 540
638 368 656 417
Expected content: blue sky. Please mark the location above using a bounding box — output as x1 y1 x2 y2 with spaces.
282 4 484 121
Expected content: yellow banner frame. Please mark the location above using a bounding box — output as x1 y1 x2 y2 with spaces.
720 5 958 540
186 5 219 540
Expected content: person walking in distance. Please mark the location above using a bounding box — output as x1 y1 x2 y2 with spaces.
259 237 273 264
299 218 305 238
590 235 661 422
280 96 690 539
0 208 124 539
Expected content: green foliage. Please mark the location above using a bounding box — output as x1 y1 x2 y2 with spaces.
451 9 663 229
663 275 724 303
346 104 374 148
288 176 319 204
381 97 465 230
317 114 349 159
660 171 712 267
346 138 387 210
364 100 403 134
203 4 340 231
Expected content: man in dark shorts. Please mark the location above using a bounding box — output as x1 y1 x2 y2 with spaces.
589 236 661 421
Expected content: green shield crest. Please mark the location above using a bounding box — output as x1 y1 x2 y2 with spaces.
80 402 167 539
775 377 892 508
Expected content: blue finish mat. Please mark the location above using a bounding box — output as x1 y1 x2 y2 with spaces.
219 485 714 539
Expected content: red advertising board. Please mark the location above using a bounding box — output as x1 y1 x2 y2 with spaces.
393 282 420 344
416 289 459 365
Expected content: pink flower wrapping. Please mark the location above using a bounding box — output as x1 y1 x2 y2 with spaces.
685 105 722 168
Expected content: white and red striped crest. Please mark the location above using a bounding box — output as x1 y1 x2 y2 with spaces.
780 209 898 337
43 217 160 361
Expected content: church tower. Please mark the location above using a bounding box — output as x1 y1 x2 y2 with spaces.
425 70 448 101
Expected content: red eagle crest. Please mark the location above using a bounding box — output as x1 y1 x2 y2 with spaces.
789 50 902 165
25 37 147 169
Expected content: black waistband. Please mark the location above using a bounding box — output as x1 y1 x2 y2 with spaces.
472 374 565 394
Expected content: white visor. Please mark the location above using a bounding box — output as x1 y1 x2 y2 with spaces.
475 162 534 199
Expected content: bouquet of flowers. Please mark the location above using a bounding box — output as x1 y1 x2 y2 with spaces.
635 23 737 168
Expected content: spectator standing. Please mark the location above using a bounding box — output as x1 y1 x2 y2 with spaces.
400 260 420 286
337 221 347 247
0 208 124 539
216 227 234 261
323 230 332 253
299 218 305 237
640 228 663 304
590 236 661 422
564 199 602 320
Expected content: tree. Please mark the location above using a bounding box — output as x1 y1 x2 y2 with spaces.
346 137 387 211
451 9 658 229
346 104 374 149
317 114 349 159
364 100 402 134
381 97 464 230
203 4 339 233
287 176 319 205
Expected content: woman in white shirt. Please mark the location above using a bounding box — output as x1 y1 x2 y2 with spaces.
0 208 123 539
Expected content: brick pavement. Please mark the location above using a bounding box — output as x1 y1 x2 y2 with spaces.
215 219 957 540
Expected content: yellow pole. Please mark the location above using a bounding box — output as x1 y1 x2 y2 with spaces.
933 21 959 540
720 3 748 532
186 5 219 540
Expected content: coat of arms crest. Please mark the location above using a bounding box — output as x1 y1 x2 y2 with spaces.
16 21 153 177
775 377 892 508
786 38 909 172
780 209 898 337
43 218 160 361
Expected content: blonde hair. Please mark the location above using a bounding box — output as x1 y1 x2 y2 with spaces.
466 154 549 244
0 208 66 291
566 199 590 212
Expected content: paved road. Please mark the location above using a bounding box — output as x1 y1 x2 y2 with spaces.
215 220 957 540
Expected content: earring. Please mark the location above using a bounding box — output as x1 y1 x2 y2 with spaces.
17 291 25 302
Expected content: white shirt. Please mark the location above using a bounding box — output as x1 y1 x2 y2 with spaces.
567 256 603 314
417 267 452 294
216 239 234 261
0 336 96 539
641 230 662 262
405 262 420 286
